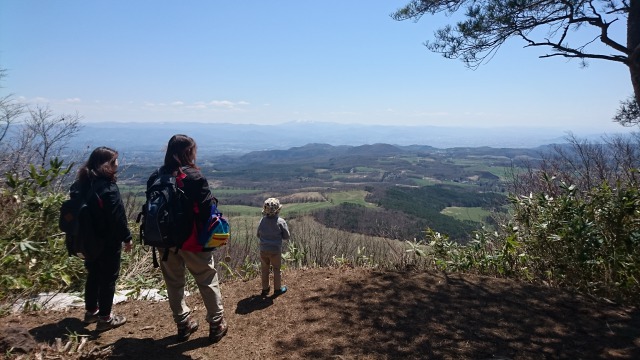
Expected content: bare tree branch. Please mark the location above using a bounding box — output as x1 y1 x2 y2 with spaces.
25 106 83 167
0 95 25 144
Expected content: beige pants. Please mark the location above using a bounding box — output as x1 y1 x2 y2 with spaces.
260 250 282 290
159 248 224 325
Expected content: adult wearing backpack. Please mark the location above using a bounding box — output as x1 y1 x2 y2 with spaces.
71 146 132 331
146 134 227 343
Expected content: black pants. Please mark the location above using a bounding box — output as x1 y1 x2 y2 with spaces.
84 248 122 317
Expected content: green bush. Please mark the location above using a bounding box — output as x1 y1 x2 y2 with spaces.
0 159 86 301
507 175 640 302
418 172 640 304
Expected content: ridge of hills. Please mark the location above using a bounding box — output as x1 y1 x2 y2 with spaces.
215 142 545 167
68 121 616 156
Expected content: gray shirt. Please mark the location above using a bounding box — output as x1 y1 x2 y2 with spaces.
256 215 290 253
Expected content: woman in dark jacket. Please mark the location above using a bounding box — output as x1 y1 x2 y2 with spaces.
71 146 132 331
146 134 227 343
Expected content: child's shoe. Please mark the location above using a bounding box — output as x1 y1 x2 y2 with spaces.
209 317 228 343
273 286 287 296
176 316 199 342
260 287 270 297
83 309 99 324
95 313 126 331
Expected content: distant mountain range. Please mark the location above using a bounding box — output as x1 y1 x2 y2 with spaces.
214 142 546 170
69 121 629 155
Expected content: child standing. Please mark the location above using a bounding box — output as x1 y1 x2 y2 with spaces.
257 198 290 297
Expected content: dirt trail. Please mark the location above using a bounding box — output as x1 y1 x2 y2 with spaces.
2 267 639 359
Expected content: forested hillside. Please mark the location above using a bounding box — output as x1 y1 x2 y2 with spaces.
120 143 521 242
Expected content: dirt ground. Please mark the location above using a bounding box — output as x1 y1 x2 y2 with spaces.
1 267 639 359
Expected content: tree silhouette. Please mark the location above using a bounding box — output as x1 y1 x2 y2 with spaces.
392 0 640 125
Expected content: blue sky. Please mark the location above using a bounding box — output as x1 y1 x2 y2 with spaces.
0 1 634 134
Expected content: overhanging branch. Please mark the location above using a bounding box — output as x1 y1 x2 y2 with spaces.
539 52 628 63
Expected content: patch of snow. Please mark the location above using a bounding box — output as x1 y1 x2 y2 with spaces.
11 292 85 313
10 289 188 313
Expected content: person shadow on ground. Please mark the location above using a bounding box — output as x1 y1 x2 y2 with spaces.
109 335 207 359
29 317 91 343
235 294 273 315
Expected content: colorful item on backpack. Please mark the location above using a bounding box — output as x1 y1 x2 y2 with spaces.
199 204 230 249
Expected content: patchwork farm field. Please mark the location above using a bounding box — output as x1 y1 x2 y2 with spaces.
119 143 535 243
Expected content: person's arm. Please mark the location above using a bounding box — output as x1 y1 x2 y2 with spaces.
184 168 215 224
256 218 262 238
279 219 290 240
101 182 133 247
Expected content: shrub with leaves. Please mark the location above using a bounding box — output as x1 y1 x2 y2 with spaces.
0 158 86 301
508 175 640 302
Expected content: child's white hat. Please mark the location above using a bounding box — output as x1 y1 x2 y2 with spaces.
262 197 282 216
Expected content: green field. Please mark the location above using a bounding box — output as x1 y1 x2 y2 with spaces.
220 205 262 216
118 185 263 197
448 159 513 180
213 188 263 196
440 206 491 223
353 166 378 172
467 165 512 180
411 178 439 186
119 184 146 195
326 190 376 208
221 190 376 217
227 191 495 222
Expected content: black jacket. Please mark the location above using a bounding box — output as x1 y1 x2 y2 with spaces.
70 177 132 252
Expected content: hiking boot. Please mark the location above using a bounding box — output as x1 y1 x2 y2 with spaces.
260 287 270 297
209 317 228 343
273 286 288 297
83 309 99 324
177 317 199 342
95 314 127 332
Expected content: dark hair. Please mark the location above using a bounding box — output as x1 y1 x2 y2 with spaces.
163 134 198 172
77 146 119 182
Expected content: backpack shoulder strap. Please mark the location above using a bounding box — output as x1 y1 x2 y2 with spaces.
87 179 105 209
